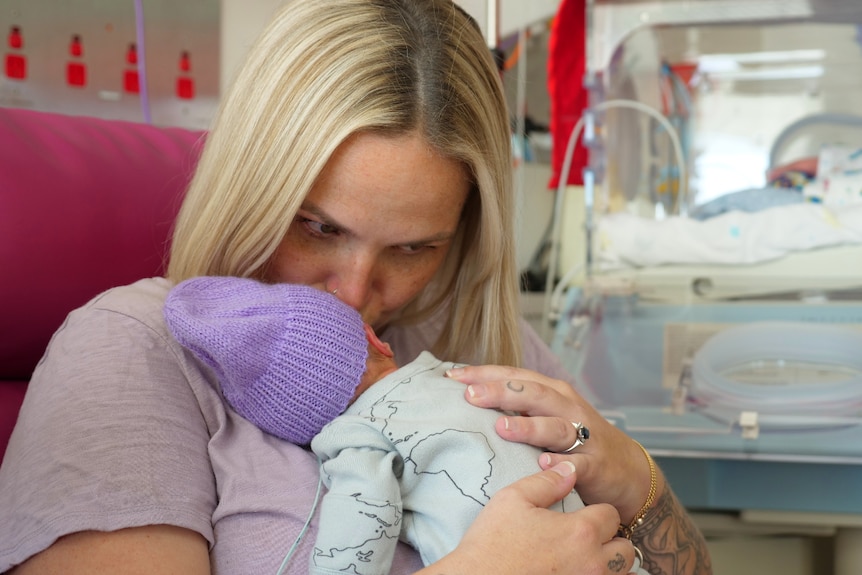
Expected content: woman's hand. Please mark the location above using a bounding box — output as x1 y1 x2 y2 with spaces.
446 364 660 526
445 365 714 575
422 462 637 575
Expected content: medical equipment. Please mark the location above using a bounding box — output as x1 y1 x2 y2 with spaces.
551 288 862 493
556 295 862 440
690 322 862 421
1 0 219 128
545 3 862 572
545 0 862 307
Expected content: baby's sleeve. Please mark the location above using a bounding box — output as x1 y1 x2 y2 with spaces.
310 417 405 575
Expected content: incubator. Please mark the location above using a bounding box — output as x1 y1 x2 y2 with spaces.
544 1 862 569
549 0 862 302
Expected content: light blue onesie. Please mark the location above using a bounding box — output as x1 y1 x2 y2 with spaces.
309 351 585 575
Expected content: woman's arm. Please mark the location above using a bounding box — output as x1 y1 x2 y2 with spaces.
635 482 711 575
9 525 209 575
0 285 218 574
10 466 634 575
446 364 713 575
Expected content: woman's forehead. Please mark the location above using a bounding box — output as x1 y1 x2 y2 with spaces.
305 132 470 237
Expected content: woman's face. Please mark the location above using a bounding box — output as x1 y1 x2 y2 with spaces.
269 131 470 326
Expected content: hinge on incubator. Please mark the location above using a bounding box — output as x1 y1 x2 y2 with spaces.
738 411 760 440
670 360 692 415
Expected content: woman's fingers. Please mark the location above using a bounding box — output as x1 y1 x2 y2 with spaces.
449 364 586 415
505 469 640 574
458 374 580 417
449 364 573 399
495 413 585 454
514 461 579 508
449 465 637 575
448 363 657 525
451 365 595 451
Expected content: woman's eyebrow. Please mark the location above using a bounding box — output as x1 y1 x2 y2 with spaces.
300 202 349 233
403 230 458 245
300 202 458 245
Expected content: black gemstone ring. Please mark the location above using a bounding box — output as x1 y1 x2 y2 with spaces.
561 421 590 453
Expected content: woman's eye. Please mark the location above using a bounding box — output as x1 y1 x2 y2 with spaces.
301 218 339 237
396 244 433 255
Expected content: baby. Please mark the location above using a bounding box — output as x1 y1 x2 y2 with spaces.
164 277 584 575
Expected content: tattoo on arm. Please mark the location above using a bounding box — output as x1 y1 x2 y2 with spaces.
505 380 525 392
633 487 713 575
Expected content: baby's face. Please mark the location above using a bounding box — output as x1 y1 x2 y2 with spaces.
351 324 398 402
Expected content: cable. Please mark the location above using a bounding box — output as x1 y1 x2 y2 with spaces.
133 0 153 124
691 321 862 417
542 99 687 338
514 27 528 197
548 263 584 325
275 473 324 575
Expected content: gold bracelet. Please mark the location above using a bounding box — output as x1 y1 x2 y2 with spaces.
618 441 657 539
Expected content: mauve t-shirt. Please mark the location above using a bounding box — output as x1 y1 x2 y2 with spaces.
0 277 574 573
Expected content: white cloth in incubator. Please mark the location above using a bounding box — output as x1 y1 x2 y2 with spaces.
802 145 862 208
594 202 862 268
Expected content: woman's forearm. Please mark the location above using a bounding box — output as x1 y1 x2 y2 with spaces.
634 483 712 575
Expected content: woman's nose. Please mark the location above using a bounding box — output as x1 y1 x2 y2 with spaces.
331 258 375 312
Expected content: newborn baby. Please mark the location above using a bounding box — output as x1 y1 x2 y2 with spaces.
164 276 585 575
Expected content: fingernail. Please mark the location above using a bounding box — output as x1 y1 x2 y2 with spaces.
551 461 576 477
502 416 520 432
466 384 484 398
541 453 553 467
445 367 462 378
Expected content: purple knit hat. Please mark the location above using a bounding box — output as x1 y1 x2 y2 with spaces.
163 276 368 445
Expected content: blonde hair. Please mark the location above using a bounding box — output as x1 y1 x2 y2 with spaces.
168 0 521 366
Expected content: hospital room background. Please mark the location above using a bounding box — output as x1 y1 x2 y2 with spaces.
3 0 862 573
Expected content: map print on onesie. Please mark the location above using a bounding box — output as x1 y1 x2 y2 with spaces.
310 351 585 575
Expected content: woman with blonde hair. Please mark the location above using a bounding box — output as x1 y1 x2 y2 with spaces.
169 0 521 368
0 1 711 574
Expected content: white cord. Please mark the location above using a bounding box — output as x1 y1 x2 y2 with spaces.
548 263 584 325
542 99 687 339
132 0 153 124
275 472 324 575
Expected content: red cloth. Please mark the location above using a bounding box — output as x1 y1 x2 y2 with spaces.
548 0 588 188
0 108 204 462
0 109 204 380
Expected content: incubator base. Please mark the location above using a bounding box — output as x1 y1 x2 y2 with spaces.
551 289 862 516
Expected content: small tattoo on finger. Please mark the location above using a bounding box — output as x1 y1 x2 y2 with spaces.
608 553 626 572
505 380 525 392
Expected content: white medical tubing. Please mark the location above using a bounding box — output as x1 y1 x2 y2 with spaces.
543 99 688 335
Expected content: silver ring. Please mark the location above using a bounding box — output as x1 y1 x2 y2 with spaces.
632 545 644 572
561 421 590 453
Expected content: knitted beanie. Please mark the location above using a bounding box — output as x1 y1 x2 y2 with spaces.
163 276 368 445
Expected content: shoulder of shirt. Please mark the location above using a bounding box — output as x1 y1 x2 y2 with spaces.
51 277 179 356
82 276 173 324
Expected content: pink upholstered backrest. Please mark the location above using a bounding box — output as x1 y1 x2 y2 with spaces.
0 108 204 380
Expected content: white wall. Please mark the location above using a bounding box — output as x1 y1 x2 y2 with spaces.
216 0 560 276
219 0 562 88
219 0 284 92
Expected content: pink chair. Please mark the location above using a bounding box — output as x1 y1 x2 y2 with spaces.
0 108 204 462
